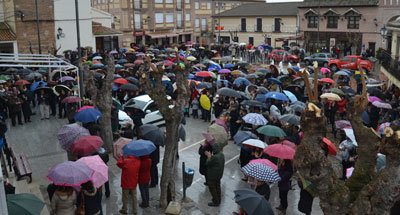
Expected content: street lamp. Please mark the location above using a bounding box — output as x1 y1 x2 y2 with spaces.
380 25 388 37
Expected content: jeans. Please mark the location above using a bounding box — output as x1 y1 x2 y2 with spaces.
39 104 50 119
122 188 138 214
279 189 289 209
139 183 150 205
208 180 221 204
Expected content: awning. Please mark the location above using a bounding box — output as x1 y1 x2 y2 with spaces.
92 22 122 37
148 32 178 39
0 22 16 41
178 32 192 35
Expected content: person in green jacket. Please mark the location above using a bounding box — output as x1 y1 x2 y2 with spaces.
205 142 225 207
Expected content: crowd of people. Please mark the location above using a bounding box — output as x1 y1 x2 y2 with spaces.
0 41 397 215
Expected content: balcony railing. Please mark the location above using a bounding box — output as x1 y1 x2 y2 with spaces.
222 24 297 33
381 51 400 81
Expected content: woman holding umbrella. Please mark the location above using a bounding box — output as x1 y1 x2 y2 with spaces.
276 159 293 214
76 181 102 215
50 186 77 215
199 133 214 186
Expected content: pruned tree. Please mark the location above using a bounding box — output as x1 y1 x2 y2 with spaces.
79 55 114 152
141 48 191 208
294 65 400 214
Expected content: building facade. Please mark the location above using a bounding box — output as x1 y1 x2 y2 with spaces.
213 2 299 47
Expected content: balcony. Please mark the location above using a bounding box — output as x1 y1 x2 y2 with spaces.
381 50 400 84
219 24 297 34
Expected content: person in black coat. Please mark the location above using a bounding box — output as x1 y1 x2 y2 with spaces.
21 93 32 123
76 181 102 215
149 145 160 188
198 139 213 186
297 179 314 215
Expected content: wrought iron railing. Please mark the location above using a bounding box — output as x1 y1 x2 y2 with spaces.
381 50 400 80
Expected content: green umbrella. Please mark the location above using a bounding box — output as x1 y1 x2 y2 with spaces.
7 193 45 215
209 71 217 80
299 174 316 198
257 125 286 137
0 75 10 81
329 88 345 96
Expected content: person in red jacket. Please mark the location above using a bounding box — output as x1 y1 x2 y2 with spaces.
117 155 141 215
337 97 347 119
138 155 152 208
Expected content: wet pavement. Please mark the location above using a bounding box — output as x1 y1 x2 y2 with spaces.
5 113 324 215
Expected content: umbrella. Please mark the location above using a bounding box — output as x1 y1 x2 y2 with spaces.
30 81 47 91
114 78 129 85
265 92 289 101
24 72 40 80
60 76 75 82
76 155 108 188
320 93 342 101
257 87 268 94
372 101 392 109
0 75 10 81
367 87 384 98
221 56 233 62
179 124 186 141
320 67 331 74
319 78 335 84
17 69 33 76
126 77 139 85
249 158 278 171
240 100 265 108
215 118 229 134
268 78 282 85
71 136 103 155
241 163 281 183
257 125 286 137
234 189 274 215
53 85 71 95
238 61 249 66
110 50 118 54
279 140 297 150
114 74 122 79
242 139 266 149
376 153 386 171
246 74 258 79
335 70 350 76
74 108 102 123
368 96 382 103
376 122 390 135
231 70 243 75
122 139 156 157
218 69 231 74
120 83 139 91
309 73 323 79
208 123 229 147
322 137 337 156
289 104 305 113
238 91 250 100
124 63 135 68
117 59 128 64
196 82 212 89
298 174 316 197
93 56 103 60
7 193 45 215
140 124 166 146
195 71 212 77
341 86 356 95
77 105 95 112
329 88 345 96
362 110 370 124
263 143 296 159
112 97 122 110
283 90 298 102
234 130 258 145
47 161 94 186
223 63 234 68
279 114 300 126
335 120 351 129
233 78 251 86
57 123 90 151
243 113 268 126
113 137 132 160
217 87 242 98
14 80 30 86
134 59 144 64
256 68 270 74
343 128 358 146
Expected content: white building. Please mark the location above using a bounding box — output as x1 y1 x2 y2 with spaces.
54 0 120 53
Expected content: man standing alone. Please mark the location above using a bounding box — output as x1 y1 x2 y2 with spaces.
205 142 225 207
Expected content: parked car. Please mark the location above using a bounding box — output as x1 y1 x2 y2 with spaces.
123 95 173 126
328 55 373 73
304 53 333 67
267 50 299 63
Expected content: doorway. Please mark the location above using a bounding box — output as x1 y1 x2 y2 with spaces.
249 37 254 45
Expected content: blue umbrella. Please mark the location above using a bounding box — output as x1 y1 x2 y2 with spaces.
267 78 282 85
188 74 195 79
255 94 266 103
289 66 300 73
30 81 47 91
120 48 128 52
93 63 104 67
208 64 221 71
362 110 370 124
74 108 102 123
122 139 156 157
192 66 201 71
233 130 257 151
112 84 119 91
335 70 350 76
117 59 128 64
283 90 298 102
291 100 306 107
233 78 251 86
217 79 229 87
265 92 289 101
224 63 234 68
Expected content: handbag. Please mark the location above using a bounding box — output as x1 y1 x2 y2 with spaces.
75 193 85 215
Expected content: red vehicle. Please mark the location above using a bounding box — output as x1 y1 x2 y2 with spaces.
328 55 373 73
267 50 299 63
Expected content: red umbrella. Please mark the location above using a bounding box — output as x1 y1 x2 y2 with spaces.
171 57 185 62
71 136 103 155
62 96 82 104
279 140 297 150
15 80 30 85
164 61 174 66
322 138 337 156
195 71 212 77
134 59 144 65
319 78 335 84
114 78 129 85
263 143 296 159
92 60 102 64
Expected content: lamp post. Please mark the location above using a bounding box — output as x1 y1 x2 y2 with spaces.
380 25 388 50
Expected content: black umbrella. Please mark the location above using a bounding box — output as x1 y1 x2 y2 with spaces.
114 74 122 79
256 68 271 75
93 72 104 79
120 83 139 91
25 72 42 81
246 74 258 79
126 77 139 85
367 87 383 98
341 86 356 96
140 124 165 146
279 114 300 126
16 69 32 76
234 188 274 215
5 68 18 73
257 87 269 94
237 91 250 100
241 100 265 108
166 73 176 78
179 124 186 141
217 87 241 98
285 84 303 94
53 85 71 95
34 86 52 93
196 82 212 89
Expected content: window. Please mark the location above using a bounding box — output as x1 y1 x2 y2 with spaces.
348 16 360 29
177 0 182 9
186 13 190 21
155 13 164 23
134 13 141 29
274 18 281 32
207 2 211 9
102 0 105 3
177 13 182 27
327 16 338 28
240 18 246 32
201 18 206 31
341 57 350 62
185 0 190 3
216 2 225 10
256 18 262 32
195 18 200 27
308 16 318 28
97 0 100 3
166 14 174 23
195 1 199 9
165 0 173 3
134 0 141 9
155 0 162 3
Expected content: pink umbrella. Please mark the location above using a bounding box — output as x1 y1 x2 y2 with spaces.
218 69 231 74
263 143 296 159
77 155 108 188
346 167 354 179
249 158 278 171
335 120 351 129
77 105 95 112
320 67 331 74
368 96 382 103
113 137 132 160
215 118 228 134
372 101 392 109
279 140 297 150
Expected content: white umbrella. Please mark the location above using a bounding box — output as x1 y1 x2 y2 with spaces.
343 128 358 146
242 139 267 149
93 56 103 60
118 110 132 127
320 93 342 101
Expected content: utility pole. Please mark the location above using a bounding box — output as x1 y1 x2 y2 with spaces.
317 0 320 52
218 0 221 44
34 0 42 54
75 0 84 99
